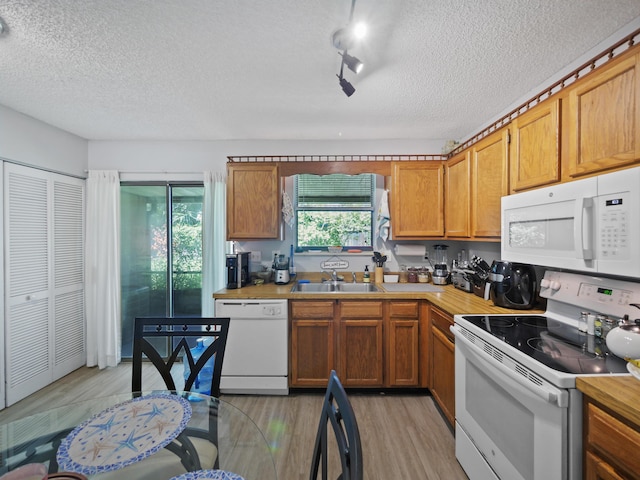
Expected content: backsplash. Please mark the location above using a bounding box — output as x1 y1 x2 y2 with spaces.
234 239 501 276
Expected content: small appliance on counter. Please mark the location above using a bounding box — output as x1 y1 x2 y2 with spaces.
274 255 291 285
489 260 537 309
226 252 250 289
431 244 450 285
451 269 473 293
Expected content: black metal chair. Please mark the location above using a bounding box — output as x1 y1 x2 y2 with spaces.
100 317 231 479
310 370 363 480
131 317 230 397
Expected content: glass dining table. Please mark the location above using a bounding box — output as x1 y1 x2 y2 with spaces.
0 391 276 480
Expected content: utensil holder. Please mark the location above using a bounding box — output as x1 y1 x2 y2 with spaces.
375 267 384 284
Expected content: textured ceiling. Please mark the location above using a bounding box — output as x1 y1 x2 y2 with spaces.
0 1 639 142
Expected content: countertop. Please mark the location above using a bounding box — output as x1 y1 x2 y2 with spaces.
213 274 544 316
576 375 640 426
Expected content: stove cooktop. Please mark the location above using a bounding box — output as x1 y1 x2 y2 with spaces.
461 315 628 375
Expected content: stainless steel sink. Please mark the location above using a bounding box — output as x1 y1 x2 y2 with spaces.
290 282 380 293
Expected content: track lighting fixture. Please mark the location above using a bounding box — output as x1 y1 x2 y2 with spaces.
332 0 365 97
340 52 363 74
338 76 356 97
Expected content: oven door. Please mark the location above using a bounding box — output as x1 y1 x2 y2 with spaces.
453 326 569 480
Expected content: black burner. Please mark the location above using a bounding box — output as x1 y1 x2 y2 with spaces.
461 315 628 375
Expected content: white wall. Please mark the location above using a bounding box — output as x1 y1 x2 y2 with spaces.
88 138 447 178
0 105 87 177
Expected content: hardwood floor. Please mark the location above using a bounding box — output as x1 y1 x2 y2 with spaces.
0 365 468 480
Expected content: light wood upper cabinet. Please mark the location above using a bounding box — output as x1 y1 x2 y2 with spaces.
471 128 509 238
391 162 444 238
227 163 281 240
510 98 561 192
445 151 471 238
567 52 640 178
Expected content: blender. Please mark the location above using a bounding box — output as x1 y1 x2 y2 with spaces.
432 244 450 285
274 255 291 285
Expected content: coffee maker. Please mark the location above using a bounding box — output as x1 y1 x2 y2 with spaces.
489 261 537 309
226 252 250 289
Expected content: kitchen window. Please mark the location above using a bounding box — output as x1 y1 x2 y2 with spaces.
295 173 374 250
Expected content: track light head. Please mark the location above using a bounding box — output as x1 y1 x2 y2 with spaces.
339 76 356 97
340 52 363 74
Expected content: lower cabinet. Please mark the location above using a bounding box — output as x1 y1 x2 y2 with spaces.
289 299 422 388
290 301 335 387
387 301 420 386
429 305 455 427
583 398 640 479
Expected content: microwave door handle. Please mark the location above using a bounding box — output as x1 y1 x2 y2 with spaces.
574 196 594 260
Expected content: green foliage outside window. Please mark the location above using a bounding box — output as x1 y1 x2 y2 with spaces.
150 200 203 290
297 211 372 247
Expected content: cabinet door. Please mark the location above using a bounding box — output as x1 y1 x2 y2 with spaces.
291 319 334 386
585 451 625 480
290 301 335 386
567 52 640 177
387 301 420 386
510 98 561 192
227 163 281 239
471 128 509 238
391 162 444 238
445 152 471 238
430 307 455 428
339 301 383 386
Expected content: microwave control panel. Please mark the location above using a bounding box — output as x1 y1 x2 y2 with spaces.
598 191 629 259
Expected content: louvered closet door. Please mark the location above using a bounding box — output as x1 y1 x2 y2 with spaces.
4 164 52 406
4 164 85 406
52 177 85 379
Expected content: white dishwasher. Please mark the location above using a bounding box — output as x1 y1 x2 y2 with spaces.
214 299 288 395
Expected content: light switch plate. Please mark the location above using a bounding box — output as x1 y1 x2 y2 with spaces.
250 251 261 262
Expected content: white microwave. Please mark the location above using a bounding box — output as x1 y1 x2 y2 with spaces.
502 166 640 278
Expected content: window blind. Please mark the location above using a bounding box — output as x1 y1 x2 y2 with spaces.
296 174 374 208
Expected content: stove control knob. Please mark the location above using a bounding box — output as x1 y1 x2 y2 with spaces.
541 279 561 290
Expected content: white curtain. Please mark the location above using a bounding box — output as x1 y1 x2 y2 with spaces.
85 170 121 369
202 171 229 316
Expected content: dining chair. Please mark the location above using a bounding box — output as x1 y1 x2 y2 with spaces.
310 370 363 480
100 317 230 480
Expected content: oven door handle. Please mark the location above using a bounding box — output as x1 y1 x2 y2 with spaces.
452 326 568 408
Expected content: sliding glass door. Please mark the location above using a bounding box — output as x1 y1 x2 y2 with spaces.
120 183 204 357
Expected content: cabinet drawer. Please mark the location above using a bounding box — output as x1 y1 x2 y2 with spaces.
389 301 419 318
586 402 640 476
431 307 453 341
340 301 383 319
291 301 334 319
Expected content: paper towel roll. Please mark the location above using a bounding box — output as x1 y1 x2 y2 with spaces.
394 244 426 256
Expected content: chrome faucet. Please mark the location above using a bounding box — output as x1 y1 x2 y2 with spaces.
322 269 338 282
351 272 357 283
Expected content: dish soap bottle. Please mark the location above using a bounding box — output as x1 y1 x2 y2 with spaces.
363 266 370 283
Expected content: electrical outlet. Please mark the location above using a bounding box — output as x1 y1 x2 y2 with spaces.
250 251 261 262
